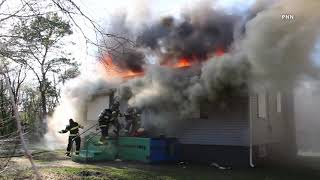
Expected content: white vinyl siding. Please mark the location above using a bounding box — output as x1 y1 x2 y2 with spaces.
179 97 249 146
179 118 249 146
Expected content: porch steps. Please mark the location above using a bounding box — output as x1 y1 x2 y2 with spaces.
71 134 179 163
71 135 118 162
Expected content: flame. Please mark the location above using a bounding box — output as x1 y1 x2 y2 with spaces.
214 48 225 57
101 55 144 79
160 57 193 68
101 47 226 79
173 58 192 68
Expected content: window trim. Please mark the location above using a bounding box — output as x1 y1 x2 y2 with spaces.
276 92 282 113
257 92 267 119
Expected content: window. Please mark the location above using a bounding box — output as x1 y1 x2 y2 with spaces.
258 92 267 119
200 104 209 119
258 144 268 158
277 92 282 113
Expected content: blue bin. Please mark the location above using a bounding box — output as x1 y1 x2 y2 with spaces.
149 138 180 162
150 139 166 162
165 138 180 161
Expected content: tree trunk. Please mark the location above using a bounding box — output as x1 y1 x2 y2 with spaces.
40 90 47 117
39 89 47 136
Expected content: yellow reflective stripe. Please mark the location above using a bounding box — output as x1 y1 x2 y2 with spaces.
99 125 107 127
70 126 79 131
69 134 78 137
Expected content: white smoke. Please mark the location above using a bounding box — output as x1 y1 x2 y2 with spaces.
243 0 320 89
44 65 119 149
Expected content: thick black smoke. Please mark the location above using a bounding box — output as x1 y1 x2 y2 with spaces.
100 4 247 71
99 14 146 73
137 11 238 64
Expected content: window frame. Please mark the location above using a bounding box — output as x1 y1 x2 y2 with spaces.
257 92 267 119
276 92 282 113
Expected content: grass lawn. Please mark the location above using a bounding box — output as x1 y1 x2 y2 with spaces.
40 165 320 180
3 163 320 180
1 151 320 179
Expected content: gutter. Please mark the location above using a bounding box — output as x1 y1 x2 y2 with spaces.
249 95 255 168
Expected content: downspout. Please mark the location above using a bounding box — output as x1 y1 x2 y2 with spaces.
249 95 255 168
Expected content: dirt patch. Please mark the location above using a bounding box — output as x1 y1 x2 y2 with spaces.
32 150 69 162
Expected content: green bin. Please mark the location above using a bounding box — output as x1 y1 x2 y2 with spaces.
118 137 151 162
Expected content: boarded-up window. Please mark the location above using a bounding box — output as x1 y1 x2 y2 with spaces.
277 92 282 113
191 107 200 118
258 92 267 119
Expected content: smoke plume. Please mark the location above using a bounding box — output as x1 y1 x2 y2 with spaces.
116 0 320 133
44 66 119 149
243 0 320 89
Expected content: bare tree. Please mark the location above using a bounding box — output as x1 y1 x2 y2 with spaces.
3 63 27 104
0 65 42 179
50 0 136 56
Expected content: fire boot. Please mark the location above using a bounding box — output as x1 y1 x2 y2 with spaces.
97 136 108 145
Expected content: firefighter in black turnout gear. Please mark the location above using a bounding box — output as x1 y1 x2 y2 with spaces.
59 119 84 156
98 108 112 143
110 100 122 136
124 107 141 135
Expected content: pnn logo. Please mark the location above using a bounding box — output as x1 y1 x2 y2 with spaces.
281 14 295 20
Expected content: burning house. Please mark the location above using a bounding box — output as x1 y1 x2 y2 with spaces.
47 0 320 167
82 61 296 166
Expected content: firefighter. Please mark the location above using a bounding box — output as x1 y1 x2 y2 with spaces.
109 100 122 136
98 108 112 143
110 100 121 114
59 119 84 156
124 107 141 135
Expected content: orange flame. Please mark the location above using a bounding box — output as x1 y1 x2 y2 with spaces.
173 58 192 68
101 47 226 79
101 55 144 80
160 57 193 68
